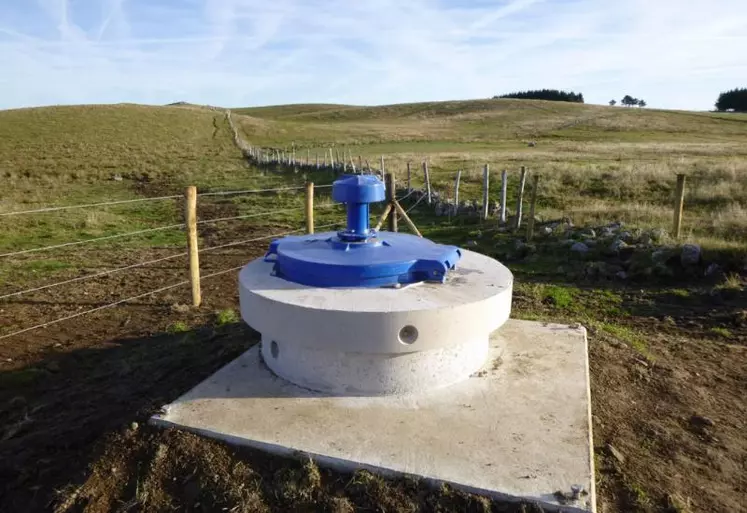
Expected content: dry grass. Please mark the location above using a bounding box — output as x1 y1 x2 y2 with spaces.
233 100 747 248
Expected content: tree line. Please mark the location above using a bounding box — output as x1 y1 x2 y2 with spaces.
716 88 747 112
494 89 584 103
492 87 746 111
609 95 646 108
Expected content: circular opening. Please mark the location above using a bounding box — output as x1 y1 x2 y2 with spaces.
398 325 418 345
270 340 279 358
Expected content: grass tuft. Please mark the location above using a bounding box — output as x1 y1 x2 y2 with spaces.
215 309 240 326
166 321 190 334
710 327 732 339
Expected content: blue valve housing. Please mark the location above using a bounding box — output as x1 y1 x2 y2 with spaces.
264 174 462 288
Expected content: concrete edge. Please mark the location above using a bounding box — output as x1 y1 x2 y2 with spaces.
581 325 598 513
150 414 591 513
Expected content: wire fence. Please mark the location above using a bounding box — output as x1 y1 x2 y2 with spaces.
0 203 337 259
0 178 346 342
0 122 427 345
0 223 340 342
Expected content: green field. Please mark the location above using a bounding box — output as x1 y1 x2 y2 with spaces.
1 99 745 513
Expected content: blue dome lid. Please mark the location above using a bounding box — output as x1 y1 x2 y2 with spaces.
264 174 462 288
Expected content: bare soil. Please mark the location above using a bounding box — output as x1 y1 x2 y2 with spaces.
1 222 745 512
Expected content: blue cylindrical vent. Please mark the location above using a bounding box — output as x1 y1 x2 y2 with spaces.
332 174 385 242
345 203 370 240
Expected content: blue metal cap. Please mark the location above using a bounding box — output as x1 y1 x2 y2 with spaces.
263 173 462 288
332 174 386 204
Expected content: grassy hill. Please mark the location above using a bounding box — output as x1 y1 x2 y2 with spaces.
233 99 747 248
2 100 746 249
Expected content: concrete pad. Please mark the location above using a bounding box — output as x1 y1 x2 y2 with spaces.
151 320 595 512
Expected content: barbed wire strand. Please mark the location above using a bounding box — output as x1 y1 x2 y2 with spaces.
0 224 342 341
405 193 427 214
0 204 339 259
0 224 187 258
0 222 342 301
0 195 183 217
396 189 416 202
0 184 334 218
0 267 238 342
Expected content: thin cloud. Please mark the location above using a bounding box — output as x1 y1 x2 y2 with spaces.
1 0 746 110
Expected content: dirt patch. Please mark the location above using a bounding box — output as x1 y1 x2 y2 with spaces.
52 427 544 513
1 224 745 512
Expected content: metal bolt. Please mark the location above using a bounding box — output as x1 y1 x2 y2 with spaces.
570 485 584 500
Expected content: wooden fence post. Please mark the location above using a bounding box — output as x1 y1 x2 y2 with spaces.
423 161 432 205
185 186 201 307
306 182 314 234
673 174 686 238
380 155 385 177
526 174 539 240
500 169 508 224
306 149 310 166
386 172 397 232
407 161 412 191
454 170 461 209
514 166 527 231
482 164 490 220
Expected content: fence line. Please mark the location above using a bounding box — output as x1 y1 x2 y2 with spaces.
0 195 183 217
0 184 332 218
0 224 186 258
0 219 341 301
0 223 341 340
198 184 332 197
0 203 338 259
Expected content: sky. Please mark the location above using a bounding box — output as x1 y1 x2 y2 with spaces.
1 0 746 111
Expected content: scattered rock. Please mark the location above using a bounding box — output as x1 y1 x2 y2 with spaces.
466 240 478 248
690 415 715 428
528 141 537 147
570 242 589 254
608 239 628 254
488 200 499 216
130 421 139 431
705 263 721 276
606 443 625 464
111 174 123 182
170 303 191 314
46 361 60 373
650 227 668 242
541 226 553 235
681 244 701 266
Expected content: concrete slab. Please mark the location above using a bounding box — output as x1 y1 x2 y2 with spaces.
151 320 595 512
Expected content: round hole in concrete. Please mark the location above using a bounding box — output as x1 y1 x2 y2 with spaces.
270 340 279 358
398 325 418 345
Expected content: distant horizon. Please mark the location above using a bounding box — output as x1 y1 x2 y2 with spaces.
0 97 726 114
2 0 746 112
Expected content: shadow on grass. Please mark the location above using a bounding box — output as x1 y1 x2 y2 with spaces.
0 322 257 512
